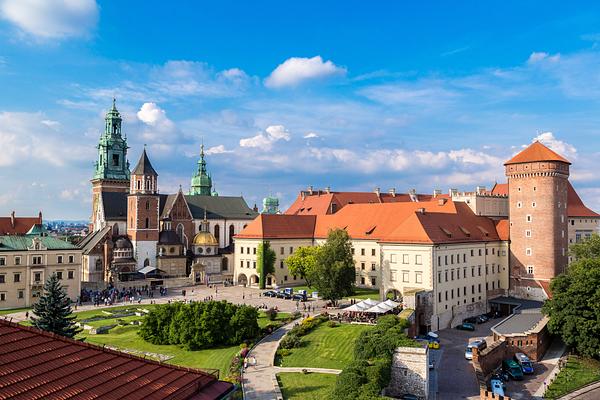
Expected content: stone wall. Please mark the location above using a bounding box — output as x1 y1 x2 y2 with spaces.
480 388 512 400
473 339 509 376
387 345 429 399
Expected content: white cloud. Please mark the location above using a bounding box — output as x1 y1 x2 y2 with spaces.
137 102 170 127
265 56 346 88
136 102 177 144
240 125 291 149
0 0 98 39
303 132 318 139
532 132 577 159
41 119 60 129
205 144 233 155
527 52 560 64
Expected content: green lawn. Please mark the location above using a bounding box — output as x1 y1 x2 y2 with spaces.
258 311 290 328
0 307 31 316
283 285 380 300
79 324 239 377
545 355 600 399
276 323 372 369
277 372 337 400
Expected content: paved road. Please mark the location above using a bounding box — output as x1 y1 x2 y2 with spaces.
242 320 299 400
566 383 600 399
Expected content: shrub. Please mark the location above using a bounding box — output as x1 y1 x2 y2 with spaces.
265 307 278 321
279 333 302 349
277 348 292 357
290 311 302 320
327 320 340 328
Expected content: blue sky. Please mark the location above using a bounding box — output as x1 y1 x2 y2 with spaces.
2 1 600 219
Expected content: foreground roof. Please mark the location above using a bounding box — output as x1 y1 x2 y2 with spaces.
505 141 570 165
0 319 233 400
238 199 504 244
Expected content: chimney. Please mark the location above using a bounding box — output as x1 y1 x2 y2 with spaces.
449 188 458 197
10 211 15 228
301 191 306 200
253 204 258 212
389 188 396 197
374 187 380 197
308 185 313 195
433 189 442 198
417 207 426 214
38 211 43 222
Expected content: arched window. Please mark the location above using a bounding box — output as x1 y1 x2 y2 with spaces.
145 180 150 190
222 257 228 272
176 224 184 244
112 223 119 236
146 200 150 210
229 224 235 246
144 258 150 267
145 218 149 229
214 224 220 246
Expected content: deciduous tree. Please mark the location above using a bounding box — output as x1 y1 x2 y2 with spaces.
284 246 320 287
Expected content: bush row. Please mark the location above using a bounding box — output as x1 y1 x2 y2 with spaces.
138 301 259 350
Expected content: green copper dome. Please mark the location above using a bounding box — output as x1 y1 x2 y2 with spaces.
262 195 280 214
93 99 130 182
190 144 213 196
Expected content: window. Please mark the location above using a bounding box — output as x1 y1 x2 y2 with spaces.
32 256 42 265
485 265 489 275
470 250 474 257
478 283 482 293
371 277 376 286
478 249 482 256
284 275 288 281
438 292 442 303
361 277 365 285
0 275 4 284
361 248 365 256
371 263 376 271
247 247 250 254
415 272 422 284
371 249 376 256
68 270 74 280
68 255 74 263
471 285 475 294
240 247 244 254
112 153 119 166
451 289 454 299
402 271 409 283
478 266 481 276
146 200 150 210
352 248 355 255
145 218 149 229
390 254 397 263
0 293 4 302
0 257 5 266
361 262 365 270
246 261 250 268
532 202 536 208
526 230 532 237
56 271 63 280
402 254 409 264
13 273 20 283
253 248 257 255
451 254 454 264
18 290 23 299
527 265 534 275
463 254 467 263
391 270 397 282
14 256 21 265
253 261 256 269
445 291 448 301
517 201 522 208
526 214 532 222
437 272 441 283
289 247 293 254
414 254 422 265
280 261 284 269
445 255 448 265
445 270 448 282
526 248 532 256
451 270 454 280
280 247 284 255
463 267 467 278
471 267 475 277
240 260 243 268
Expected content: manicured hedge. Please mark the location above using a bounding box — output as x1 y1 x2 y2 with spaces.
138 301 259 350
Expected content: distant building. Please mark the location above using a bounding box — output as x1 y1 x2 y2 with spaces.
261 195 280 214
0 226 81 309
0 319 235 399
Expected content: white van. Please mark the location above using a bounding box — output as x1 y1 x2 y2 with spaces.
464 339 487 360
490 378 505 396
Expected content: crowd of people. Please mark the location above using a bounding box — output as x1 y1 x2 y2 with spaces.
79 285 170 307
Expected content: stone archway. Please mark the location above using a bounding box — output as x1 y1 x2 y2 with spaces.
386 289 402 301
237 273 248 286
250 274 260 286
266 274 275 288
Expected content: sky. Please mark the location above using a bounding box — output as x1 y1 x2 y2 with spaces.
2 1 600 219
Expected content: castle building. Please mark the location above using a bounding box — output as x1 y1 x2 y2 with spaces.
82 101 257 289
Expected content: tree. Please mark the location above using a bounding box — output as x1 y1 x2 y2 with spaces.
309 228 356 306
257 241 276 289
543 234 600 358
284 246 321 287
31 273 80 338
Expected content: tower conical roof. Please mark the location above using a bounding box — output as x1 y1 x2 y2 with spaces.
505 141 570 165
132 148 158 176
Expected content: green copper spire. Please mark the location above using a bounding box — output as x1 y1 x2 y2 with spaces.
93 99 130 181
190 143 213 196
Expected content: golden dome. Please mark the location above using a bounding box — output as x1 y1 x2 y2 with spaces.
193 231 218 246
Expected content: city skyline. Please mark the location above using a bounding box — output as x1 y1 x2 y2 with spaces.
3 1 600 219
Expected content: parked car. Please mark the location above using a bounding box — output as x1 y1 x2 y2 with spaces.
502 359 524 380
463 316 478 324
490 378 505 397
263 290 277 297
491 371 509 383
476 315 489 324
456 322 475 331
400 395 419 400
292 293 307 302
464 339 487 360
485 310 502 319
276 291 291 299
514 352 534 374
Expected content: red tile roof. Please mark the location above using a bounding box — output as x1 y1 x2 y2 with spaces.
285 191 435 215
567 181 600 217
0 319 233 400
240 199 504 244
505 141 570 165
491 183 509 196
494 219 510 241
0 212 42 235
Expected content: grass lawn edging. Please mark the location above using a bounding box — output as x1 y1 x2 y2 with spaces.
544 355 600 399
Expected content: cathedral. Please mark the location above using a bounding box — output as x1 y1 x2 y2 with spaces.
81 101 258 289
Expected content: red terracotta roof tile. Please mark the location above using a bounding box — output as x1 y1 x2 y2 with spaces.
505 141 570 165
0 319 233 400
494 219 510 241
0 215 42 235
567 181 600 217
491 183 509 196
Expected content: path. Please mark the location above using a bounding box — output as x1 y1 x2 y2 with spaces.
274 367 341 374
559 381 600 400
242 320 300 400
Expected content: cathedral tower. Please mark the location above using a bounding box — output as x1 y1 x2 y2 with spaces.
91 99 130 230
190 144 214 196
505 141 570 300
127 148 159 270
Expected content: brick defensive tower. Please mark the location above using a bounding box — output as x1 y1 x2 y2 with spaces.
127 148 159 270
505 141 570 300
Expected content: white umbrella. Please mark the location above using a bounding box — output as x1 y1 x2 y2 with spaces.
383 299 400 308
